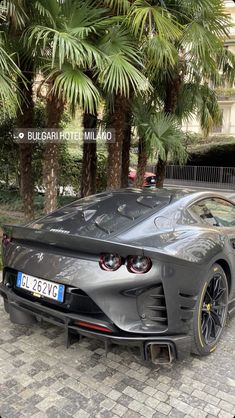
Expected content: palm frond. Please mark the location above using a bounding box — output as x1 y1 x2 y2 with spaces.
101 0 131 15
34 0 60 28
99 53 149 97
129 0 182 40
143 35 178 74
98 25 141 65
197 84 222 137
0 28 25 117
52 65 100 114
188 0 231 38
133 100 186 163
0 70 20 117
64 0 108 34
26 25 101 69
98 24 149 96
216 47 235 86
0 0 7 21
0 0 28 29
173 82 202 122
182 22 223 73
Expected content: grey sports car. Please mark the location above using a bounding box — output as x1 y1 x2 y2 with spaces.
1 188 235 363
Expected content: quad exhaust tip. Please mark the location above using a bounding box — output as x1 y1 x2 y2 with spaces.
145 342 175 364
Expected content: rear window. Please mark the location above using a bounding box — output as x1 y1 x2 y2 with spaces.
31 190 172 238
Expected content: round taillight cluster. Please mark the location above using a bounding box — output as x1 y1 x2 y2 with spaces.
99 253 122 271
127 255 152 274
99 253 152 274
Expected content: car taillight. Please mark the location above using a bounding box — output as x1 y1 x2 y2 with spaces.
2 234 12 246
127 255 152 274
99 253 122 271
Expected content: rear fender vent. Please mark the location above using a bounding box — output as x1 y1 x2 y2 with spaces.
137 284 168 330
179 291 197 322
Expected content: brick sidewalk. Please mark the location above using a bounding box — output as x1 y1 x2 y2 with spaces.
0 299 234 418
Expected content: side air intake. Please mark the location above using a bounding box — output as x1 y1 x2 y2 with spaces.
138 284 168 330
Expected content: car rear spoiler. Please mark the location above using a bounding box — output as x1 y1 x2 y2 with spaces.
3 224 144 257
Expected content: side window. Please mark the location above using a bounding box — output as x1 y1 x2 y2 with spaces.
204 198 235 227
190 200 218 226
190 198 235 227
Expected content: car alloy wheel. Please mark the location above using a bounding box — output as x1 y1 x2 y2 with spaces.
191 263 228 356
200 274 227 346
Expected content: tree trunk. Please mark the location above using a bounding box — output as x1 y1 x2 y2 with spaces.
156 75 181 187
156 157 167 188
81 113 97 197
17 69 34 222
121 108 132 188
107 94 129 190
19 143 34 221
164 76 181 115
43 94 64 214
135 138 148 188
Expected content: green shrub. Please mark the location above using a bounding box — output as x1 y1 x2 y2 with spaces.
188 142 235 167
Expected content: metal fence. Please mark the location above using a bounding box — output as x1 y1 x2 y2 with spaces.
163 165 235 190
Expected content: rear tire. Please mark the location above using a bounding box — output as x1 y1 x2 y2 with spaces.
191 263 228 356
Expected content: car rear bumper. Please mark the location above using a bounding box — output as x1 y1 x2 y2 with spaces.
0 283 191 363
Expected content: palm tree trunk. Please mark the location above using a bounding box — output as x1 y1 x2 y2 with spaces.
121 109 132 188
17 69 34 222
107 94 129 190
19 143 34 221
156 76 181 187
43 93 64 214
81 112 97 197
135 138 147 188
156 157 167 188
164 77 181 115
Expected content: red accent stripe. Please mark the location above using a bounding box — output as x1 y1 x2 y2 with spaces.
77 321 112 333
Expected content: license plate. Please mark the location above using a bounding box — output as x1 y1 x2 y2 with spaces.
16 272 65 302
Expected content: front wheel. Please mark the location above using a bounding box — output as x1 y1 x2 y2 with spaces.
191 264 228 356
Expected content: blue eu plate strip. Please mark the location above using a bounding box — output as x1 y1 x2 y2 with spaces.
57 285 65 302
16 272 22 288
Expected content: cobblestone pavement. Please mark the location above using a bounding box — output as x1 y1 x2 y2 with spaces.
0 299 234 418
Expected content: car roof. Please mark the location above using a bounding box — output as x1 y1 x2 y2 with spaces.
30 188 174 238
166 188 235 205
30 188 233 239
116 187 227 202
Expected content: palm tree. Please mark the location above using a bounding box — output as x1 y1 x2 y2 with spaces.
81 111 97 197
26 0 105 212
0 32 21 118
97 24 149 190
99 0 182 189
129 0 234 186
133 101 186 187
121 103 132 188
30 1 150 199
17 62 35 220
0 0 38 221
